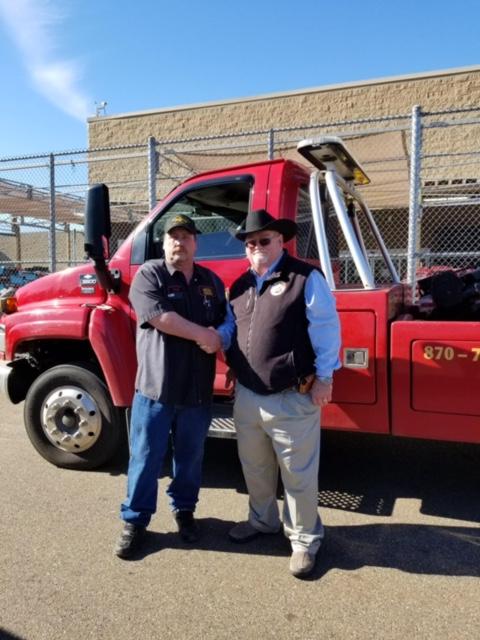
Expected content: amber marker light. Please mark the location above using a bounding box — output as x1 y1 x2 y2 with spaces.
353 167 370 186
0 296 18 314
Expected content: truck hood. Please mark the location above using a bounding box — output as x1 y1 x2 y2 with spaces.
15 264 107 310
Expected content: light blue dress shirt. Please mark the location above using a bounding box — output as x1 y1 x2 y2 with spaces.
216 298 236 351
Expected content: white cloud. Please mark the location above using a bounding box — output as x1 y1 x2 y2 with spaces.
0 0 91 120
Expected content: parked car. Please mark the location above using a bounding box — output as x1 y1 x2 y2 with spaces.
0 265 17 287
0 266 48 290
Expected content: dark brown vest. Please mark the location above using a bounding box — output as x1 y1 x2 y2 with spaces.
227 253 318 394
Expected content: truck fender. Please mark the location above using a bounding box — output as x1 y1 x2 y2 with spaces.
5 305 90 360
88 304 137 407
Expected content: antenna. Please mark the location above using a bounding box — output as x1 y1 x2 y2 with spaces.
95 101 108 117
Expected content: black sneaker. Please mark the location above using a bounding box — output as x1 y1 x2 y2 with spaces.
114 522 146 559
174 510 199 542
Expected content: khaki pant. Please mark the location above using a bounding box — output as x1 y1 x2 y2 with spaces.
234 382 324 553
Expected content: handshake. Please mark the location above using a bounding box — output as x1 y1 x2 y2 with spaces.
196 326 222 354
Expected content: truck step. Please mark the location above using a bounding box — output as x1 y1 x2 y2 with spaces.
209 402 236 438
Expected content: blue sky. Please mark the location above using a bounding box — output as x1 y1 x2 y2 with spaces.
0 0 478 157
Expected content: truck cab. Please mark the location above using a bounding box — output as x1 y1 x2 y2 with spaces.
1 137 479 470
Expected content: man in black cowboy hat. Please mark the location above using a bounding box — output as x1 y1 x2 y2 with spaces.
226 209 341 578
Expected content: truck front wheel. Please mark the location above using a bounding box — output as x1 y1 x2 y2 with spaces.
24 363 122 470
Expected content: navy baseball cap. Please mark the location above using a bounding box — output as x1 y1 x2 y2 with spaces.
164 214 200 235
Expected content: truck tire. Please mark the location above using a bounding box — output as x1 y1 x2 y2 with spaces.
24 363 122 470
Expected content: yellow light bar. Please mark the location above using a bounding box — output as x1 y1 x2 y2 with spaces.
297 136 371 185
0 296 18 314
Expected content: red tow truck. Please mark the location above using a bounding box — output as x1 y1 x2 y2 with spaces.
1 137 479 470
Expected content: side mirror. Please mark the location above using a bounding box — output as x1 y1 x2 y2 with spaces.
84 183 111 260
84 184 119 293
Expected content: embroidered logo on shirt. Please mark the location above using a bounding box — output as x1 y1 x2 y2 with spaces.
199 285 215 309
199 286 214 297
270 282 286 296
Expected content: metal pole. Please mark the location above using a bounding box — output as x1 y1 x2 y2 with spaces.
308 171 335 288
12 218 21 269
325 170 375 289
406 105 423 297
147 136 157 210
66 223 71 267
49 154 57 273
268 129 274 160
73 227 77 264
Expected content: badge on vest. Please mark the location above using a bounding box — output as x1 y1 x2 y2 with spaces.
270 282 286 296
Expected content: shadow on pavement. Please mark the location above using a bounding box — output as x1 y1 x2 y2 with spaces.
312 522 480 580
120 517 480 581
106 431 480 580
128 517 289 562
317 431 480 523
104 430 480 524
0 628 27 640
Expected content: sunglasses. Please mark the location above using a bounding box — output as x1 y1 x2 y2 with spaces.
245 237 274 249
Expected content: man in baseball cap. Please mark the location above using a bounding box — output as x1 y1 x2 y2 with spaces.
115 211 234 559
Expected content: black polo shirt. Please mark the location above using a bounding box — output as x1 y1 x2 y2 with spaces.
129 259 227 405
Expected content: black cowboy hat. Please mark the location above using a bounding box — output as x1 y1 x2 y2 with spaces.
235 209 297 242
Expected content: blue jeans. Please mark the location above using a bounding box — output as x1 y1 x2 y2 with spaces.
120 392 212 527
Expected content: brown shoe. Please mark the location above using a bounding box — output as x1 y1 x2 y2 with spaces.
289 550 316 578
228 521 267 543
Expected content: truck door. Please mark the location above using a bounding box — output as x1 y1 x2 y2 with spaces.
292 181 396 434
294 138 405 435
127 165 271 396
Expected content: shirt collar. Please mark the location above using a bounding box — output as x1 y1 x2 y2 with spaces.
164 259 197 280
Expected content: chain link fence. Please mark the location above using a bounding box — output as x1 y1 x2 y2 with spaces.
418 107 480 278
1 106 479 290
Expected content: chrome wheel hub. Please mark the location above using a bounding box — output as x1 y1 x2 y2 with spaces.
41 386 101 453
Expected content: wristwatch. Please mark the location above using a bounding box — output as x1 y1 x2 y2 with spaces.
316 376 333 385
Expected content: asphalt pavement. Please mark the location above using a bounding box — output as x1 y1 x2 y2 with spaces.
0 397 479 640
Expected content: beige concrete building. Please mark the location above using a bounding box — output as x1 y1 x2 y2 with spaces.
86 65 480 215
0 230 83 269
88 66 480 149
